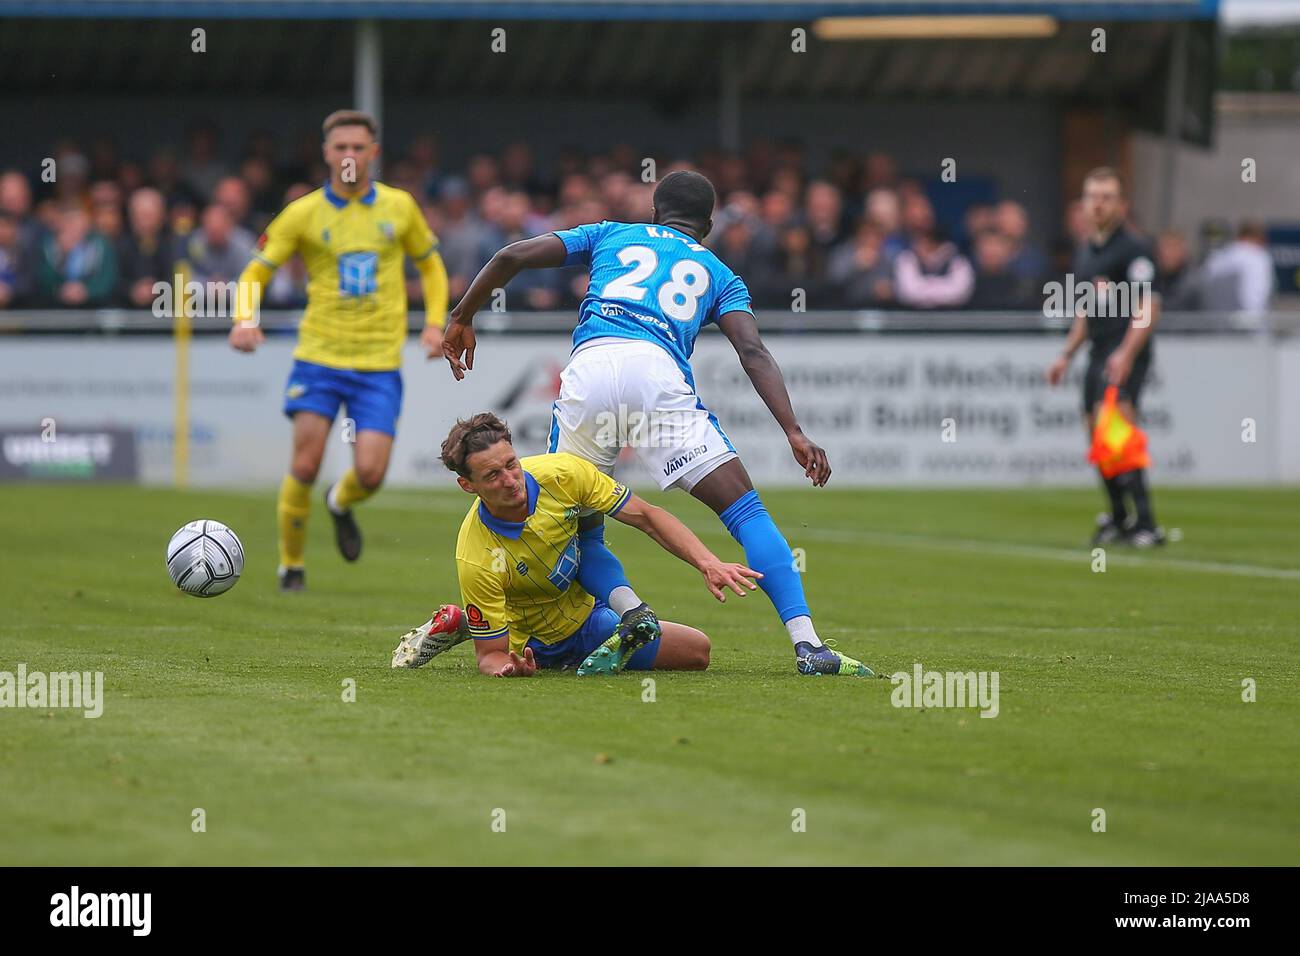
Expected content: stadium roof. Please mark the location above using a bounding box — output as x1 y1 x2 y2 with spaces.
1 0 1220 21
5 0 1218 148
5 17 1207 101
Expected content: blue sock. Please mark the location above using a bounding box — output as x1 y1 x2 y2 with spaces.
718 490 811 624
577 523 635 609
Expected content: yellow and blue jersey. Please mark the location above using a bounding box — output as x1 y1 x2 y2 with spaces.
254 181 438 371
455 453 632 654
553 220 753 388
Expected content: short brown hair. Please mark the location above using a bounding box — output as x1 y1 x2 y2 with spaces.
1083 166 1123 194
441 412 513 479
1238 219 1267 243
322 109 378 141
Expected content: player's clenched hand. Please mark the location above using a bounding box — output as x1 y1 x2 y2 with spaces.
442 319 476 381
700 559 762 603
419 324 444 360
494 647 537 677
788 431 831 487
1046 355 1069 386
228 324 264 353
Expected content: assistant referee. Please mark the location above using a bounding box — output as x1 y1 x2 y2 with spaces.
1047 167 1165 548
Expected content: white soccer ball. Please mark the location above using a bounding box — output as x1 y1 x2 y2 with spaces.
166 519 244 597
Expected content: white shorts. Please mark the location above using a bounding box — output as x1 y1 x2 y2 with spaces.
548 338 737 491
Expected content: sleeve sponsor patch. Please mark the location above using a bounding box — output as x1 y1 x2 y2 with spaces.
465 603 491 632
607 482 631 514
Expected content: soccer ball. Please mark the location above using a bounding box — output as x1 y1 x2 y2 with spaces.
166 519 244 597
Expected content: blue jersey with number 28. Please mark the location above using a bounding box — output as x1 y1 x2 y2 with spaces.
552 220 753 387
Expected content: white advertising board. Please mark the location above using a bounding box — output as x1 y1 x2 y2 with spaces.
0 334 1288 487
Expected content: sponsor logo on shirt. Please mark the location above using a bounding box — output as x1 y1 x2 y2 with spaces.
599 301 671 333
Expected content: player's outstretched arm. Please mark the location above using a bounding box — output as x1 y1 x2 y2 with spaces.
443 234 568 379
472 635 538 678
611 494 761 602
717 310 831 487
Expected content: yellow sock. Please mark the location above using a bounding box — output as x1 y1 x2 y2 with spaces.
277 474 312 568
330 467 376 512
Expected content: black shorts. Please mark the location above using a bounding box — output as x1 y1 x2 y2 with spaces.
1083 344 1151 413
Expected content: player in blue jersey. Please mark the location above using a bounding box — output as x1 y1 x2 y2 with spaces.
441 171 874 679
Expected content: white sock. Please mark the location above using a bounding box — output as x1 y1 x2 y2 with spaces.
608 586 642 616
786 615 822 649
326 482 344 515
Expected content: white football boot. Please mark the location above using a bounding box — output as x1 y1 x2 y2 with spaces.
391 604 469 669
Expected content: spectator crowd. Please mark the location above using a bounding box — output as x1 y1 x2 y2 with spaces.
0 124 1277 315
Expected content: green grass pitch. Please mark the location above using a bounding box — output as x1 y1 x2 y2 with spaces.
2 483 1297 865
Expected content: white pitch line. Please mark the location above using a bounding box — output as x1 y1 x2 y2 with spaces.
763 525 1300 581
363 496 1300 581
821 623 1290 635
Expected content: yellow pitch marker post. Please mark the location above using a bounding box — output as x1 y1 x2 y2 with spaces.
173 267 192 489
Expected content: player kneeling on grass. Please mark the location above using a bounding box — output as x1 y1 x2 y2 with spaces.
392 412 755 676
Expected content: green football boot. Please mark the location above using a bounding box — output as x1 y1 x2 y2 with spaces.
577 603 662 676
794 641 875 678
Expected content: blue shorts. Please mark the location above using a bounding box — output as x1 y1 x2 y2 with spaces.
282 359 403 436
525 601 660 671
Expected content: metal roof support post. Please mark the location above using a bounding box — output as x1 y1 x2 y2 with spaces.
1159 22 1189 231
720 34 741 153
355 18 383 177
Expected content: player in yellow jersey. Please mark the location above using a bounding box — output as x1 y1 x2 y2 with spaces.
390 412 760 676
228 110 450 591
